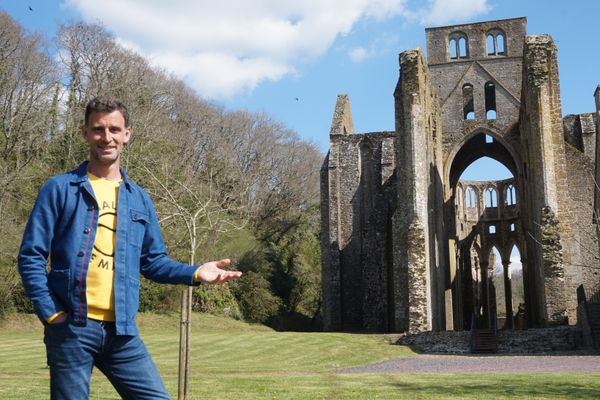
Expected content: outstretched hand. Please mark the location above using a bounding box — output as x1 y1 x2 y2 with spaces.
194 259 242 284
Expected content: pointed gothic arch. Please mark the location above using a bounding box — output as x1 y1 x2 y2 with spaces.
445 128 521 190
446 127 529 330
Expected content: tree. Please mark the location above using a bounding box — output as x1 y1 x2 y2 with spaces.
0 13 57 316
0 13 56 210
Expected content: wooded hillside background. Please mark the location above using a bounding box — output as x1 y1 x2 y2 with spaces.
0 13 323 330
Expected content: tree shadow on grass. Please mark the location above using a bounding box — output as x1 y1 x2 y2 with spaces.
268 311 322 332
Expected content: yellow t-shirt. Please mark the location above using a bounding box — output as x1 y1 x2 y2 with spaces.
86 172 120 321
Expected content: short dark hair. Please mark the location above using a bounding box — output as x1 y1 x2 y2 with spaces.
84 96 130 127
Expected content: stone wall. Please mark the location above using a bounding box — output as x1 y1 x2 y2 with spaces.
397 327 579 354
564 143 600 298
563 113 597 160
321 95 397 331
426 18 524 158
519 35 575 326
393 48 445 333
595 87 600 227
426 17 526 64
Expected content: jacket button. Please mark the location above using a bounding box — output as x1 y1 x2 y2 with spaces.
78 251 84 257
84 228 90 234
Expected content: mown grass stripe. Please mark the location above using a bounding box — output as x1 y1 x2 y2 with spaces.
2 314 600 399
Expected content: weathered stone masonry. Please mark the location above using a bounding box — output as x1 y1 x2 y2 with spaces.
321 17 600 333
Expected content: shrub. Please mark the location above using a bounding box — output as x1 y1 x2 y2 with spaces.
138 280 180 313
234 271 281 323
193 284 242 319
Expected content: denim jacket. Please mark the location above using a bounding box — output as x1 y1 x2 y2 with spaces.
18 162 198 335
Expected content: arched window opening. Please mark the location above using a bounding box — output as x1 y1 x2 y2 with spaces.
486 187 497 208
490 247 503 323
510 223 516 232
485 82 497 120
449 38 458 59
486 29 507 56
489 225 496 234
449 32 468 60
471 245 482 319
458 37 467 58
485 134 494 144
463 84 474 120
506 184 517 206
466 187 477 208
509 245 524 326
486 34 495 55
497 34 505 54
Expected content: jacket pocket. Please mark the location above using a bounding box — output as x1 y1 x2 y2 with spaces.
47 269 71 306
129 209 149 248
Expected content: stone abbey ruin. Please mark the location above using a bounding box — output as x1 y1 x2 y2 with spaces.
321 17 600 334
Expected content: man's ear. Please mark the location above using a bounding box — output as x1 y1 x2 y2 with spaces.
123 127 132 144
81 125 89 142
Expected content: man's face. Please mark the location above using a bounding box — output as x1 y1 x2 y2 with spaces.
82 110 131 166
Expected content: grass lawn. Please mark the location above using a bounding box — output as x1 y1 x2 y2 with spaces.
1 313 599 399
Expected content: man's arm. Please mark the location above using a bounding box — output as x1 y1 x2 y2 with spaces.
137 193 198 284
18 179 66 322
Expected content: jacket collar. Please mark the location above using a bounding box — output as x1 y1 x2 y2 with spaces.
69 161 132 190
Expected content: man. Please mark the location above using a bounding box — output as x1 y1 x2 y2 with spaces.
18 96 241 399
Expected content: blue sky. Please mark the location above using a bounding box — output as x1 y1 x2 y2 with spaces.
1 0 597 181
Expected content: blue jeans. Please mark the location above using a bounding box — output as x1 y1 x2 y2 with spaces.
44 318 171 400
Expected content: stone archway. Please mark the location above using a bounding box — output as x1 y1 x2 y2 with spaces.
445 130 528 330
445 128 521 189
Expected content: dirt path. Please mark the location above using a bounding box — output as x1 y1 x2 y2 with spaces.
341 353 600 374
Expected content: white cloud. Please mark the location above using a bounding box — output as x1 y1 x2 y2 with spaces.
64 0 489 99
348 47 368 62
346 32 401 63
152 51 291 98
64 0 407 98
